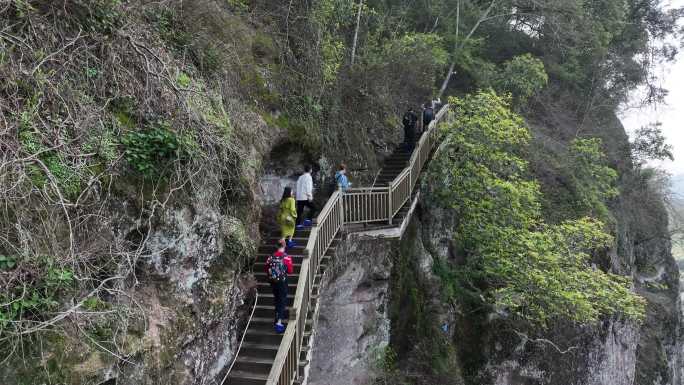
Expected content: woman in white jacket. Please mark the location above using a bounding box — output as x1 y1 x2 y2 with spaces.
295 165 316 228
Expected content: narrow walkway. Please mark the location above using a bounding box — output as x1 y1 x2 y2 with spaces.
226 228 339 385
344 134 423 234
225 105 450 385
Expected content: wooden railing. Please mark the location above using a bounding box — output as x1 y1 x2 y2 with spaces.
264 105 450 385
342 187 390 224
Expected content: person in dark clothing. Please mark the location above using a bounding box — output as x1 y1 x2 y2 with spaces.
265 239 294 333
402 108 418 151
423 103 434 131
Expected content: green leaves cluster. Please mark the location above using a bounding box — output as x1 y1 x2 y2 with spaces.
492 54 548 107
121 123 191 177
19 125 83 199
431 90 645 327
569 137 619 219
69 0 123 34
0 257 75 329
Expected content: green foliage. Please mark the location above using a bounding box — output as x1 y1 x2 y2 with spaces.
176 71 192 88
492 54 548 106
363 32 448 97
70 0 123 34
0 258 75 328
0 255 17 270
239 69 281 108
186 88 234 140
109 96 137 129
264 112 321 154
431 90 645 327
252 32 277 61
372 345 411 384
121 123 189 177
19 128 83 199
631 122 674 164
147 7 222 74
149 8 192 49
10 0 35 18
569 137 619 219
227 0 250 12
321 37 345 85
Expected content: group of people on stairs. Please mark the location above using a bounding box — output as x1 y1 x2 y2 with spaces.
402 98 441 151
265 163 352 333
265 100 442 334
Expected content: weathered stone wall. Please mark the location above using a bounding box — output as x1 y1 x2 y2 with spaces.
308 234 396 385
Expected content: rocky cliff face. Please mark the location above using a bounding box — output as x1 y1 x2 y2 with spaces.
307 235 395 385
307 106 681 385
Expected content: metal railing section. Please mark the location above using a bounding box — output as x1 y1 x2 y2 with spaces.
342 187 390 224
264 105 450 385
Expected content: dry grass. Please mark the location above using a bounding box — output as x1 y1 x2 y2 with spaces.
0 0 260 370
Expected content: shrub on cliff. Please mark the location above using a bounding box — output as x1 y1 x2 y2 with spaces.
430 90 645 327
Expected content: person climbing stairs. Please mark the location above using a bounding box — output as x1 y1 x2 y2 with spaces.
224 104 449 385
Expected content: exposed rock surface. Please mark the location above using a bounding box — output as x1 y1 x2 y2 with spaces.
308 106 681 385
308 235 395 385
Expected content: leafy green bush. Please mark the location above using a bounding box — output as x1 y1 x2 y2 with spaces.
569 137 619 219
147 7 222 74
177 72 192 88
70 0 123 34
0 257 75 329
365 32 448 88
493 54 548 106
227 0 250 12
19 128 83 199
430 90 644 327
121 123 189 177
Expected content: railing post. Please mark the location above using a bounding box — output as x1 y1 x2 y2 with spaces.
387 186 393 225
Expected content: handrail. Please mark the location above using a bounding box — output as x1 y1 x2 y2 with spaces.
261 105 451 385
220 291 258 385
266 321 297 384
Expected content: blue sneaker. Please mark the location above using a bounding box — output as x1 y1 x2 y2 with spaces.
274 323 286 334
296 224 305 230
303 219 312 227
286 240 297 248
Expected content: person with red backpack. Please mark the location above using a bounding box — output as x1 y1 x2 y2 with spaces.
265 239 294 333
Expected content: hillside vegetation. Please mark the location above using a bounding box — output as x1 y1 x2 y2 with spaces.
0 0 682 384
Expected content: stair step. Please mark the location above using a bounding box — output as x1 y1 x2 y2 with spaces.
244 329 285 345
253 305 292 318
249 316 294 332
239 342 280 360
232 356 274 374
227 370 268 385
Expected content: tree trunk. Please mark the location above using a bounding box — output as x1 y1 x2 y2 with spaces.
350 0 363 65
438 0 498 99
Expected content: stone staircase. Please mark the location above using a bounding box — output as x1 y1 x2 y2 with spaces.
343 137 424 234
226 229 341 385
224 105 451 385
227 148 421 385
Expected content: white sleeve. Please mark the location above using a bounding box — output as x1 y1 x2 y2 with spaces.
307 175 313 199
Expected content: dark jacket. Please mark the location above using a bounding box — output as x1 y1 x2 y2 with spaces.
423 107 434 126
403 111 418 128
